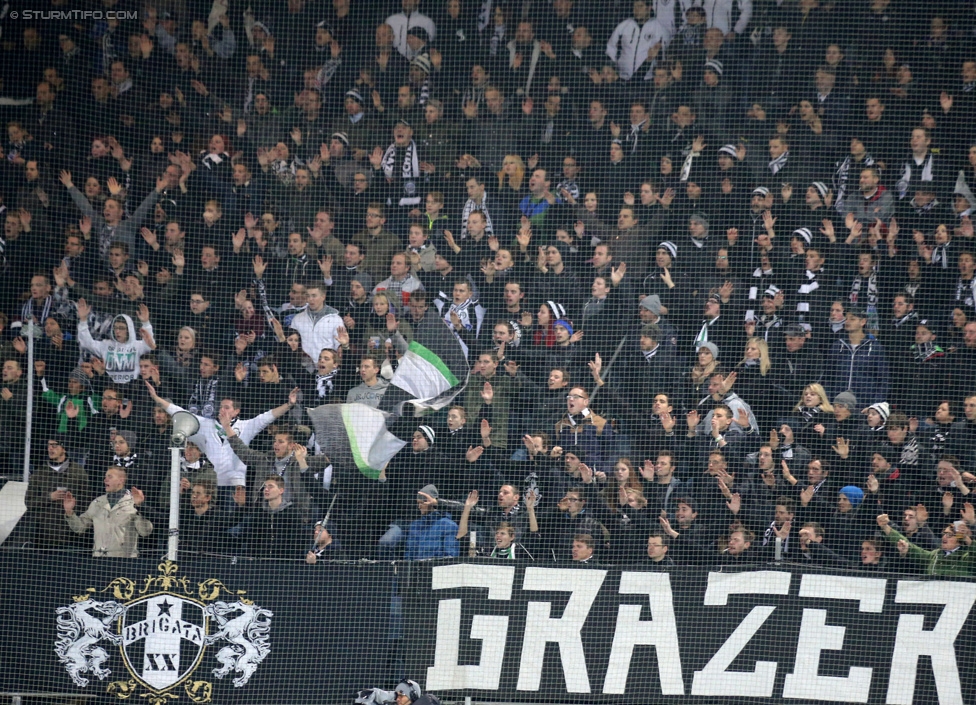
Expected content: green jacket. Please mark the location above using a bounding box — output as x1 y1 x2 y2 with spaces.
887 528 976 576
41 389 99 432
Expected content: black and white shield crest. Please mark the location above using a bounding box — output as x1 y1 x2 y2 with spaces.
120 594 206 691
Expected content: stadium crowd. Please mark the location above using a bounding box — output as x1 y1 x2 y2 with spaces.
3 0 976 575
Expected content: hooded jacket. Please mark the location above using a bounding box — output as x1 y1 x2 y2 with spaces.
824 334 889 406
77 314 154 384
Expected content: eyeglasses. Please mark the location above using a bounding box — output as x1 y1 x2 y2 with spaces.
566 394 584 400
943 530 958 537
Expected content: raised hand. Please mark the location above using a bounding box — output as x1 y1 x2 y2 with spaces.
480 418 491 442
781 459 795 483
63 491 77 515
464 490 480 508
735 407 750 430
640 460 655 482
831 436 850 459
59 170 73 189
481 381 494 404
465 445 484 463
866 474 880 493
579 463 594 484
130 487 146 506
660 411 675 433
727 493 742 514
686 410 700 430
588 353 603 383
962 502 976 527
659 511 679 538
610 262 627 286
65 400 79 418
799 484 815 506
75 298 91 320
774 519 791 540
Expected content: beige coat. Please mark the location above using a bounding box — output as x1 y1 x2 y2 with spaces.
66 492 154 557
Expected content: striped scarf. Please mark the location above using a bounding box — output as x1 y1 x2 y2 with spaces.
768 151 789 176
22 295 52 325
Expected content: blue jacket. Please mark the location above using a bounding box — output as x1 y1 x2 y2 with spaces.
405 511 460 560
824 335 889 405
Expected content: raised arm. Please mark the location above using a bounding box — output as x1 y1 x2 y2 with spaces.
456 490 478 540
61 171 98 219
271 387 300 419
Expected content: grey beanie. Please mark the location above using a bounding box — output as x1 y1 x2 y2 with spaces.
418 484 439 500
833 391 858 409
117 429 137 449
689 212 710 231
698 341 719 359
640 294 663 315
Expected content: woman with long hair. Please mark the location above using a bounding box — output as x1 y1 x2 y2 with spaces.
683 342 721 412
362 292 413 348
789 383 836 456
496 154 526 220
736 337 774 431
531 300 566 348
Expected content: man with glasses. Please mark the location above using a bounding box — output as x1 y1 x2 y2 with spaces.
878 513 975 576
554 386 612 472
353 203 402 279
25 436 89 548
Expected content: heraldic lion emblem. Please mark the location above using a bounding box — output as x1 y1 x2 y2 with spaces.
54 561 272 703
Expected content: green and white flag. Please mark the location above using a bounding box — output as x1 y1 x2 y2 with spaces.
381 317 470 416
306 403 406 480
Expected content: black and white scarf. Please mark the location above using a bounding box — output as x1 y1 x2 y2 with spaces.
315 368 339 398
316 57 342 89
381 141 421 206
954 277 976 309
188 377 221 419
932 242 951 269
796 270 821 328
893 311 918 329
849 271 879 310
462 194 493 237
898 154 935 199
833 152 875 212
769 151 789 175
21 295 52 325
381 140 420 180
447 298 474 330
114 452 138 469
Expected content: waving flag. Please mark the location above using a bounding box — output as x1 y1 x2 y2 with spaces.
380 316 469 416
306 403 405 480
